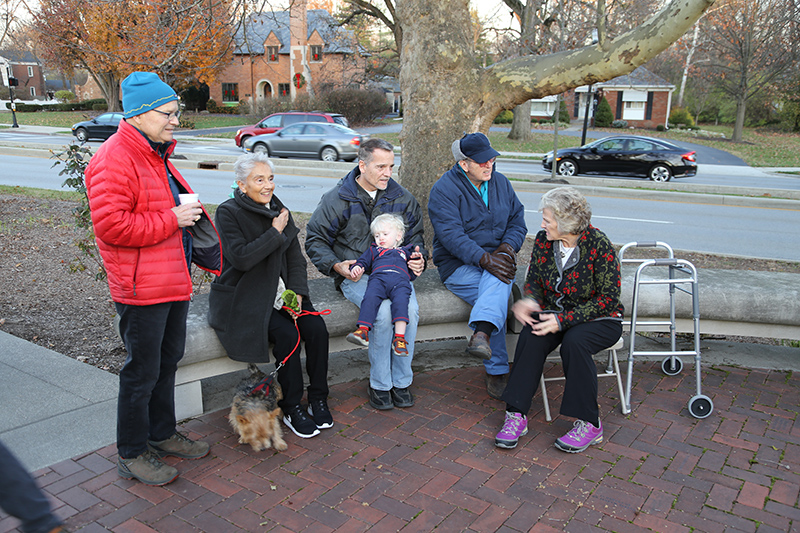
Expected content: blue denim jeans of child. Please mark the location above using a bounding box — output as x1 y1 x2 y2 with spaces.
444 265 513 376
0 440 62 533
114 300 189 459
341 275 418 391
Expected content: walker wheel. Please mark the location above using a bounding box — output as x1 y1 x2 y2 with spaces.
661 356 683 376
688 395 713 419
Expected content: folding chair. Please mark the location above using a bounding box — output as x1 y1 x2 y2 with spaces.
538 337 625 421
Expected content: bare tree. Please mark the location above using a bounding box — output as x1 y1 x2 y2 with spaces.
699 0 800 141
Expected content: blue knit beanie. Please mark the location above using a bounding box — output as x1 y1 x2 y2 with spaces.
121 72 178 119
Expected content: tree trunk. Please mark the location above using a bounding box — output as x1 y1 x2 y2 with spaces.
508 101 533 141
732 94 746 142
90 71 121 111
396 0 716 244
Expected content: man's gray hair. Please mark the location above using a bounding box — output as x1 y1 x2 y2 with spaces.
234 152 274 183
539 187 592 235
451 138 467 162
358 138 394 164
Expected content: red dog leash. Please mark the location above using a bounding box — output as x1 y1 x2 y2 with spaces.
249 306 331 396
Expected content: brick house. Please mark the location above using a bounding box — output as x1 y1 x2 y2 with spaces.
568 67 675 129
0 50 47 100
210 0 366 105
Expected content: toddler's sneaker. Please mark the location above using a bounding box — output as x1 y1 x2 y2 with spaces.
391 335 408 356
554 419 603 453
347 326 369 347
494 411 528 449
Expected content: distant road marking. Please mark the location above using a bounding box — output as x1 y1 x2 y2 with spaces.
524 210 672 224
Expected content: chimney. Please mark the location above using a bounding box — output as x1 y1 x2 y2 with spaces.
289 0 308 97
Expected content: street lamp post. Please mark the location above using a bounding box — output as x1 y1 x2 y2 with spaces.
8 77 19 128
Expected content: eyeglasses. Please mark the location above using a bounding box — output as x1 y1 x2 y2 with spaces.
467 157 496 167
152 109 181 121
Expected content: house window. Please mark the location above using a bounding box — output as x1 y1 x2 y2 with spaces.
267 46 279 63
278 83 291 97
622 89 648 121
30 86 36 97
27 66 34 77
310 45 323 62
221 83 239 102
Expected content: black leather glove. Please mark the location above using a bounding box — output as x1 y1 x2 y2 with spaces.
479 251 515 284
493 243 517 268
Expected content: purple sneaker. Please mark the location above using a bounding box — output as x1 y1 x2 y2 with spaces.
554 419 603 453
494 411 528 449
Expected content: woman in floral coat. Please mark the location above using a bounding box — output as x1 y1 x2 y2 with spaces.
494 187 624 453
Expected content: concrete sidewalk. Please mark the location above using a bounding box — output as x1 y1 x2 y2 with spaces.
1 327 799 531
1 330 799 532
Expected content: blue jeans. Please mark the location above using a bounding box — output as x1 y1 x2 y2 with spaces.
444 265 513 375
341 275 418 391
0 440 62 533
115 300 189 459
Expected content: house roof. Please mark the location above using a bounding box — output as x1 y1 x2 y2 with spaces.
234 10 356 55
0 50 40 64
596 66 674 90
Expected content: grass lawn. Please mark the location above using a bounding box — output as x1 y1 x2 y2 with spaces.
0 111 253 130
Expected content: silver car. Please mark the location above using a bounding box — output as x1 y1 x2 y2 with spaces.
243 122 368 162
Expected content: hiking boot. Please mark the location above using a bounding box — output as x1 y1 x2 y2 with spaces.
347 327 369 347
117 448 179 486
368 386 394 410
554 419 603 453
392 335 409 356
391 387 414 408
307 398 334 429
283 404 321 438
149 432 210 459
495 411 528 449
466 331 492 359
485 373 509 400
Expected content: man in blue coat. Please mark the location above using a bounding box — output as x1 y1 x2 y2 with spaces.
428 133 527 399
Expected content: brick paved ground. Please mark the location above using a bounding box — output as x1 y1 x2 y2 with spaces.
2 360 799 532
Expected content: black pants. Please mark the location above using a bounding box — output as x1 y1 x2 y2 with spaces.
501 319 622 426
268 301 330 409
115 300 189 459
0 440 61 533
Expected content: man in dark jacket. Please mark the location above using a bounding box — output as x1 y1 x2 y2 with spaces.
86 72 222 486
305 139 425 410
428 133 527 399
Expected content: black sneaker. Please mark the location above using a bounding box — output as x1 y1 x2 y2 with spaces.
391 387 414 408
282 405 321 438
307 398 334 429
368 387 394 410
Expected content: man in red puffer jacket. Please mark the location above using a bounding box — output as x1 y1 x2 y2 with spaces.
85 72 221 486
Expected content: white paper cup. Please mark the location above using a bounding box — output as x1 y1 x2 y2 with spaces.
179 193 199 205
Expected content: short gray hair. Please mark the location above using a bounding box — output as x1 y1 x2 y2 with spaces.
234 152 274 184
370 213 406 241
539 187 592 235
358 138 394 164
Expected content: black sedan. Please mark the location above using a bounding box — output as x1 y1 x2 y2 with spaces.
542 135 697 182
71 112 125 142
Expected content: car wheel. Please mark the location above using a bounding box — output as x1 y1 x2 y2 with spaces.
75 128 88 142
239 135 250 148
649 164 672 182
320 146 339 162
556 158 578 176
252 143 269 155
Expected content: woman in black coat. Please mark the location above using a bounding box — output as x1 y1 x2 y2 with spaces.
208 153 331 439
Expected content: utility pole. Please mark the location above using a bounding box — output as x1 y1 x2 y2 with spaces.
8 77 19 128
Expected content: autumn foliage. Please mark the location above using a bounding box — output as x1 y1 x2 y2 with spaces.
32 0 235 110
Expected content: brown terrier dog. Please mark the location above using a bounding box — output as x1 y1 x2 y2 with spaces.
229 364 287 452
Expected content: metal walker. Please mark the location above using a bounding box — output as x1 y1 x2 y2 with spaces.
619 241 714 419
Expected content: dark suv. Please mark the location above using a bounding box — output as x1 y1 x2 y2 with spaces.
235 111 349 147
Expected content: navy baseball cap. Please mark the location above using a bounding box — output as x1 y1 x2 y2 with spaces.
452 132 500 164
